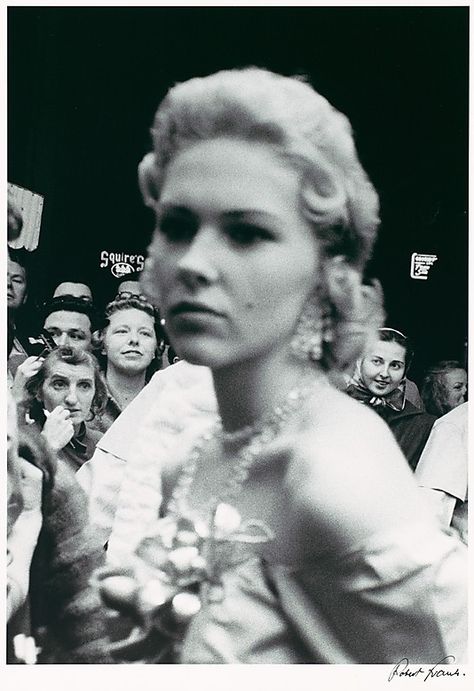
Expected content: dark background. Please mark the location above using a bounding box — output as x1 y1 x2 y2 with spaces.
8 6 469 384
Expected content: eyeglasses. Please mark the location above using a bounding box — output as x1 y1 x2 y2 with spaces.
115 291 149 302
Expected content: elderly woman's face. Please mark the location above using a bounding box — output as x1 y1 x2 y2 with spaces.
443 368 467 410
147 138 319 369
41 359 96 427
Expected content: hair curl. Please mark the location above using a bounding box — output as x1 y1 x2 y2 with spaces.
25 346 108 421
421 360 467 417
140 67 384 373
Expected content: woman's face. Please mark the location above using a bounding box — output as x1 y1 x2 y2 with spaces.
147 138 319 370
443 368 467 410
41 359 96 427
103 308 157 374
360 339 407 397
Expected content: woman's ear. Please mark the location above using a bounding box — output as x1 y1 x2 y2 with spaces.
138 153 159 210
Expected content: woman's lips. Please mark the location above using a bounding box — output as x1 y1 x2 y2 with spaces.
170 302 223 317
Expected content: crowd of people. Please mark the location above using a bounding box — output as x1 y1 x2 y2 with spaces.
7 67 468 666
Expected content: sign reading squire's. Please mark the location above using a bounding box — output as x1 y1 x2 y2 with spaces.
99 250 145 278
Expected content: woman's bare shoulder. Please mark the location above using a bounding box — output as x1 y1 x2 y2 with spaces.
281 385 424 553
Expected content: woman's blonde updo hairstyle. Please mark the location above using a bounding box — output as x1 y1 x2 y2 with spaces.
139 67 384 374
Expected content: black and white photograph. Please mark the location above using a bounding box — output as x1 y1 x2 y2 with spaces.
5 1 470 688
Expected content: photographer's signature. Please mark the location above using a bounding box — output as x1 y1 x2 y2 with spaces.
388 657 465 682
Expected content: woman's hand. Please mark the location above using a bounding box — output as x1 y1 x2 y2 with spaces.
7 459 44 621
11 356 44 403
41 406 75 452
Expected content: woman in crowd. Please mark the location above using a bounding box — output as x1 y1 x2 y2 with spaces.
98 67 466 663
90 294 161 433
346 327 436 469
421 359 467 418
24 346 107 473
8 421 112 663
415 402 468 544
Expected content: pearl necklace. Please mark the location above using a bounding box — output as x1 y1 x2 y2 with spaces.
167 373 318 522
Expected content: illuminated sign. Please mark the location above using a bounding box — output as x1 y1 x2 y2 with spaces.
410 252 438 280
99 250 145 277
8 182 44 251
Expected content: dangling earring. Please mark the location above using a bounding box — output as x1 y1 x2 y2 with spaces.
291 288 324 362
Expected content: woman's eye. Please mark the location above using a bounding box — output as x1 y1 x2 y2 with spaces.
51 380 66 390
114 328 128 334
140 330 154 338
158 214 197 242
226 223 273 246
79 382 93 390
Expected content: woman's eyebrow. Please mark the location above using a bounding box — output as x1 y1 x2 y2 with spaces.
223 210 275 220
159 204 195 217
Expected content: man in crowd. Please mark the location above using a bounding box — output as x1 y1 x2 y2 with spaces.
8 248 32 380
42 296 97 351
10 296 97 405
52 281 93 303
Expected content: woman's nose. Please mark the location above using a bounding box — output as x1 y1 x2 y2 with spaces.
128 331 139 344
64 386 78 406
177 227 219 288
56 332 69 347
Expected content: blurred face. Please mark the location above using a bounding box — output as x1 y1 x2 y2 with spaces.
443 368 467 410
53 282 93 302
41 360 95 428
147 138 319 370
360 339 407 397
118 280 142 297
104 308 156 374
43 310 92 350
7 256 27 311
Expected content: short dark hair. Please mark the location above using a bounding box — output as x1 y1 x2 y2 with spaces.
41 296 99 331
25 346 108 420
8 246 31 274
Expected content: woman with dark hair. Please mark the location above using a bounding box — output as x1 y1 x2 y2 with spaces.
90 294 161 433
97 68 466 664
25 346 107 473
346 327 436 470
421 360 467 418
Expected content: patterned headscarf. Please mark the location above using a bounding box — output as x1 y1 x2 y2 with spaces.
346 360 406 411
